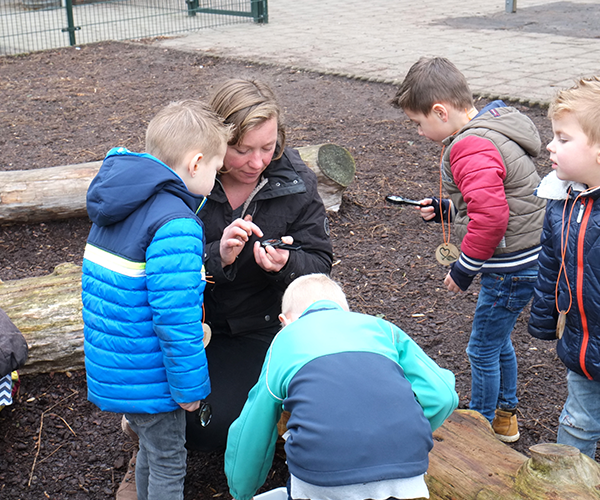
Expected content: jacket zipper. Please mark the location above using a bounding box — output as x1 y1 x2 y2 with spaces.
576 199 593 379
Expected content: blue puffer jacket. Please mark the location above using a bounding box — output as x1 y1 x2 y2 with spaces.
82 148 210 414
529 172 600 381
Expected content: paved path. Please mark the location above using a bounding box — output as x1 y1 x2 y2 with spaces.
157 0 600 104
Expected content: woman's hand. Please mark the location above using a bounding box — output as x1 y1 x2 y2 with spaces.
416 198 436 221
220 215 263 267
253 235 294 273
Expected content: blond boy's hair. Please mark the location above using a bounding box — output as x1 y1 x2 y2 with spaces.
281 274 349 318
146 99 233 170
209 78 286 161
391 56 474 115
549 76 600 146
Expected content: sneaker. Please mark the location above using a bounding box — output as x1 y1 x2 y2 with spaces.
492 408 520 443
116 450 137 500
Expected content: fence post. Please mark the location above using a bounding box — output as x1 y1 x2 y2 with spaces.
251 0 268 23
186 0 199 17
61 0 81 45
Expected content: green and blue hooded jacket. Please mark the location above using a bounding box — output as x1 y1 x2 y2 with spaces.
225 301 458 500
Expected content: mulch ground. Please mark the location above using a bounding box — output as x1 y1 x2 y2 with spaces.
0 40 576 500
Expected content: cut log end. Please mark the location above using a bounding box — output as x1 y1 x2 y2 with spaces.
317 143 356 187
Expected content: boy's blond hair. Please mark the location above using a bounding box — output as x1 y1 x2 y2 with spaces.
146 99 232 170
391 56 474 115
549 76 600 146
281 274 349 318
209 78 286 161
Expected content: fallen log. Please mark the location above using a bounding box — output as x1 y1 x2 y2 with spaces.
428 410 600 499
0 263 84 376
2 266 600 497
0 144 355 225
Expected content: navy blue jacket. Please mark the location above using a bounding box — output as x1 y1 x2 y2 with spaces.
529 175 600 381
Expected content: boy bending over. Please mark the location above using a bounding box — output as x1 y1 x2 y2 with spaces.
529 76 600 458
225 273 458 500
82 100 232 500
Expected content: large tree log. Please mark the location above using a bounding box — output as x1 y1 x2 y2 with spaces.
428 410 600 499
2 266 600 497
0 263 84 375
0 144 355 225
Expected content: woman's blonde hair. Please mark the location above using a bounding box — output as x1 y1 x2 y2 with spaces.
549 76 600 146
209 79 286 160
146 99 232 169
281 273 349 318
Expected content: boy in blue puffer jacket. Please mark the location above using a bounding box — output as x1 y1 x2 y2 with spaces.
82 100 232 500
225 274 458 500
529 76 600 459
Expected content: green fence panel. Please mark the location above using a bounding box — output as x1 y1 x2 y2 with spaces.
0 0 267 56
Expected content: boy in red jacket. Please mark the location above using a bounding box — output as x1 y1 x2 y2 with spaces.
391 56 546 442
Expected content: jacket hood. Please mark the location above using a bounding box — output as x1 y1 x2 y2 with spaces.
455 101 541 158
87 147 204 227
535 171 590 200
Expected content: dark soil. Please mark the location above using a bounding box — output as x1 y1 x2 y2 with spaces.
0 41 573 500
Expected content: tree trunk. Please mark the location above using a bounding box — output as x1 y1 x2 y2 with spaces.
0 144 355 225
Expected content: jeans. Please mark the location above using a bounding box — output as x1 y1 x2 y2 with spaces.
125 408 187 500
466 267 538 423
557 370 600 458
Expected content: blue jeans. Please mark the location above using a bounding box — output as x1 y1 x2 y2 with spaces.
466 268 538 423
557 370 600 458
125 408 187 500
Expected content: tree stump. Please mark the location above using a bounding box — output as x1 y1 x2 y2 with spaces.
0 144 355 225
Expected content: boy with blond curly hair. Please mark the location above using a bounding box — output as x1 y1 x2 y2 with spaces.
529 76 600 458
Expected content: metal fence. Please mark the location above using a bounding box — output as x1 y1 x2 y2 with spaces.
0 0 267 56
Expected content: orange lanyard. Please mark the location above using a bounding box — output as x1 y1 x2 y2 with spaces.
439 145 451 245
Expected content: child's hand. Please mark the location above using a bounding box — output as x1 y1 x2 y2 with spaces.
416 198 436 221
179 400 202 412
253 235 293 272
220 215 263 267
444 271 462 293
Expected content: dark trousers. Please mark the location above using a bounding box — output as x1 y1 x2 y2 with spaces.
185 333 271 452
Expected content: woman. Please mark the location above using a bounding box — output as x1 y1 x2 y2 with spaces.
185 79 334 451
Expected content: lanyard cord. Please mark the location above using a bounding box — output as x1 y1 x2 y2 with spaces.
439 145 451 245
556 190 589 315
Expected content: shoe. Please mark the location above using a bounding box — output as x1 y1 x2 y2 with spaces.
121 415 139 443
492 408 520 443
116 450 138 500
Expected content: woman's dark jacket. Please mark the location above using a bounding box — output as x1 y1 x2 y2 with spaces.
199 147 333 339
